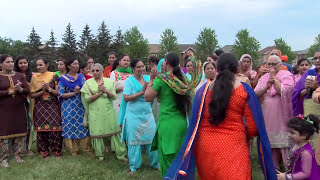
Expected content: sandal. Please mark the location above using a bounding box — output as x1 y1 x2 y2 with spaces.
40 151 50 159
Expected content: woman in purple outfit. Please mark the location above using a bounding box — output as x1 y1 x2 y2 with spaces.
277 114 320 180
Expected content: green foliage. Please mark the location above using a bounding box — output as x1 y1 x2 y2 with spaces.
26 27 42 61
47 30 58 49
0 141 265 180
111 28 125 56
78 24 95 61
123 26 149 59
158 29 180 58
195 28 218 62
274 38 296 64
94 21 112 65
232 29 261 67
59 23 78 60
308 34 320 57
0 37 28 58
43 30 60 71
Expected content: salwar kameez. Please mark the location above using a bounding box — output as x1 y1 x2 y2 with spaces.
151 76 188 177
30 73 63 155
118 76 158 171
0 72 29 162
81 77 126 160
59 73 91 155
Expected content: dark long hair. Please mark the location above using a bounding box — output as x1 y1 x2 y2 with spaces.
288 114 320 140
14 56 32 82
65 58 77 73
209 53 238 126
166 52 191 114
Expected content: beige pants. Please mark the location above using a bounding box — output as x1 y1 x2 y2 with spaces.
64 137 92 155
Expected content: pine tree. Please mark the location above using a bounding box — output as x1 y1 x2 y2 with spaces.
59 23 78 60
78 24 94 58
26 27 42 60
111 27 125 54
95 21 112 64
47 30 58 49
158 29 180 58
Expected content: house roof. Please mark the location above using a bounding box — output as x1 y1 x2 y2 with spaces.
221 45 233 53
148 44 196 54
148 44 160 54
259 46 277 55
294 48 309 55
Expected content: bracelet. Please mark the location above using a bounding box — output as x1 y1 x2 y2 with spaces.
19 88 23 93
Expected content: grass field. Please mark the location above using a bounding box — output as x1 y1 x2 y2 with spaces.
0 142 266 180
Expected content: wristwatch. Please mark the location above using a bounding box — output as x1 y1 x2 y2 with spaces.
19 88 23 93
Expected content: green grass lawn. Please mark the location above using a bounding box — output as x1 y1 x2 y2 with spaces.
0 143 265 180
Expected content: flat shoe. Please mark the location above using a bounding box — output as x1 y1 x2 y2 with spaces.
0 160 9 168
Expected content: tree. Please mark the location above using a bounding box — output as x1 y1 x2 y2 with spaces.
195 28 218 62
78 24 94 59
274 38 296 64
47 30 58 49
0 37 27 58
123 26 149 59
59 23 78 60
111 27 125 55
45 30 59 70
158 29 180 58
26 27 42 60
94 21 112 64
308 34 320 57
232 29 261 67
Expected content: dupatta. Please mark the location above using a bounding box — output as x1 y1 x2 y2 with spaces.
164 82 276 180
118 75 150 129
159 54 202 95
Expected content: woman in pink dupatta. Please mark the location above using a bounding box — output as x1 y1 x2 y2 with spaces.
254 55 294 170
239 54 257 84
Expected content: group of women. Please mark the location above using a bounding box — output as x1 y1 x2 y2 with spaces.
1 48 320 180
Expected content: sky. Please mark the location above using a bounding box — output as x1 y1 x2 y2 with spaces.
1 0 319 51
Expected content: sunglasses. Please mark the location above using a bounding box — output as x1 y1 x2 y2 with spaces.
92 69 100 72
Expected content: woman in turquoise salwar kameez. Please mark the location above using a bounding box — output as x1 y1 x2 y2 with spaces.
118 59 158 173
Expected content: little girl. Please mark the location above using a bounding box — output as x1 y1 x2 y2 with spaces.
277 114 320 180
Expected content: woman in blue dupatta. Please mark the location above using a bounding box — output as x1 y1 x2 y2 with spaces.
164 53 276 180
118 59 158 173
58 59 92 156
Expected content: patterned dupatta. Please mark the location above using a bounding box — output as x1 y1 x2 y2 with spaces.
164 82 277 180
159 54 202 95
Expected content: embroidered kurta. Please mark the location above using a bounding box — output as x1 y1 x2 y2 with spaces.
81 77 121 137
255 70 294 148
119 76 156 145
59 73 89 139
32 75 62 132
109 70 131 116
0 73 29 139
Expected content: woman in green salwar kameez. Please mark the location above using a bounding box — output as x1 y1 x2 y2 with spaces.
81 63 127 161
145 52 202 177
